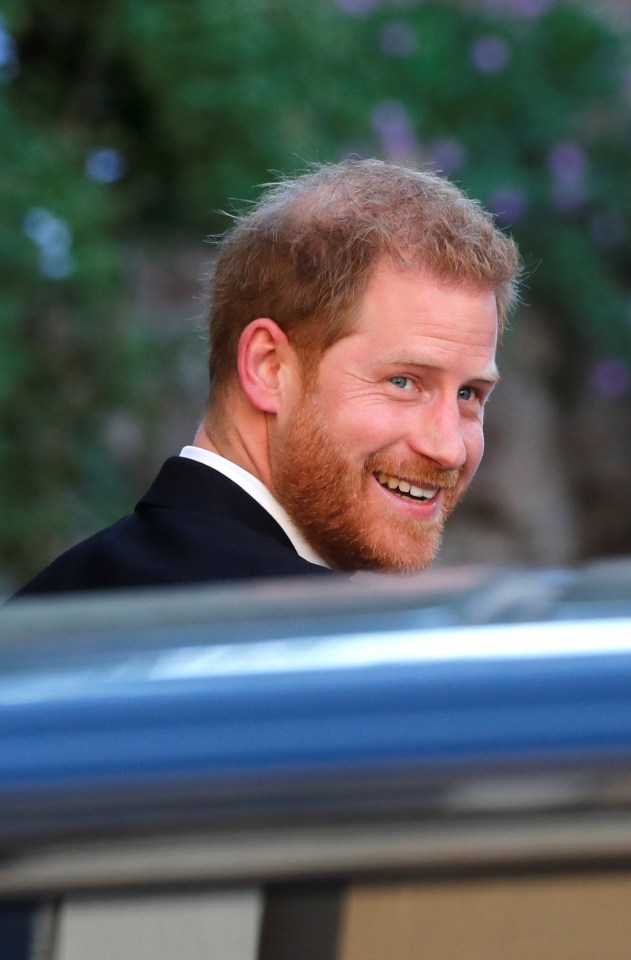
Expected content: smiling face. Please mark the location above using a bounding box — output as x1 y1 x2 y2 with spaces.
269 263 500 572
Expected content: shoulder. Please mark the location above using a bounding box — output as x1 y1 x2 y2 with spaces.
12 459 336 597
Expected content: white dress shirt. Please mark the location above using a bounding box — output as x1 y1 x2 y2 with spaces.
179 445 328 568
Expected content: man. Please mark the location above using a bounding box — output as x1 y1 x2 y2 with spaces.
14 159 520 597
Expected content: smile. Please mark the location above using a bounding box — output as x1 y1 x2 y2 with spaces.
375 472 439 503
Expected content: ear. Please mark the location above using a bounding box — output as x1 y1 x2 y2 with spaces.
237 318 297 414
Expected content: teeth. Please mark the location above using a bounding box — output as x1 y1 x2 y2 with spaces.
376 473 437 501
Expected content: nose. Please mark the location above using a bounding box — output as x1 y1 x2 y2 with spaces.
408 397 468 471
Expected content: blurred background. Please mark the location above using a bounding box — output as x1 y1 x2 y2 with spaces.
1 0 630 595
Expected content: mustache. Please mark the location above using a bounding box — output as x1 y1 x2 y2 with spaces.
365 453 462 490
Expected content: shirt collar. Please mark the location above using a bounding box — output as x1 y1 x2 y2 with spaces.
179 446 329 568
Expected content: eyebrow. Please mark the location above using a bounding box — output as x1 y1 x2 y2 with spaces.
388 357 501 386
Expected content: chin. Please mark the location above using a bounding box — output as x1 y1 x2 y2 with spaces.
325 528 444 574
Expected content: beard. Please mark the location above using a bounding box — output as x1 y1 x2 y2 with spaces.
270 392 466 573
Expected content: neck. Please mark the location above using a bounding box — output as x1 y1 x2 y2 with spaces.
194 394 274 490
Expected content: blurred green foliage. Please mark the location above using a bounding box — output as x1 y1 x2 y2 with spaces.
2 0 631 586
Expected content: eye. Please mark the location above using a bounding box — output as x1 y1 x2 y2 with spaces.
458 385 477 402
389 375 413 390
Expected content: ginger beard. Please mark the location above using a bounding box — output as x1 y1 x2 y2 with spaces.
270 390 468 573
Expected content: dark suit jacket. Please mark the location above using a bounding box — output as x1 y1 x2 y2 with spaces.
14 457 335 597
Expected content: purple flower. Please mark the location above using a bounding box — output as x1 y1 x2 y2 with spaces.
372 100 420 162
548 142 588 212
488 186 528 225
426 138 466 176
510 0 552 17
479 0 551 18
548 142 587 186
591 359 630 398
471 36 511 74
336 0 379 15
380 21 417 59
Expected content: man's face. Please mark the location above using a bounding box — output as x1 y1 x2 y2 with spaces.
270 263 499 572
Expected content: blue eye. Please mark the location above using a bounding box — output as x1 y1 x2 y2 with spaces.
390 376 412 390
458 386 475 401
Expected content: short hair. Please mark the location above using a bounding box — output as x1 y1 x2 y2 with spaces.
207 159 521 399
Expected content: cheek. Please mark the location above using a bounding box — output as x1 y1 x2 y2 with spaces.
327 401 401 450
320 396 388 434
464 424 485 475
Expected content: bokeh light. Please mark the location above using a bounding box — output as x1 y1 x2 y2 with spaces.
591 358 630 398
23 208 76 280
470 35 512 74
86 149 127 185
336 0 379 15
372 100 420 162
426 138 467 176
488 186 529 226
0 16 19 81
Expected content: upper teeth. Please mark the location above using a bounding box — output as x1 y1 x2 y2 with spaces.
376 472 436 501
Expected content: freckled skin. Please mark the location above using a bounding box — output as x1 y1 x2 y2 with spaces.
270 264 499 572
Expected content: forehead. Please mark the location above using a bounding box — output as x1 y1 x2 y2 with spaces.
346 263 499 363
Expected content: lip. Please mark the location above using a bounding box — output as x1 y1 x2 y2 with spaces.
372 473 443 520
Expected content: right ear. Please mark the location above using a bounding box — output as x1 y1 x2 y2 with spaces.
237 318 296 414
